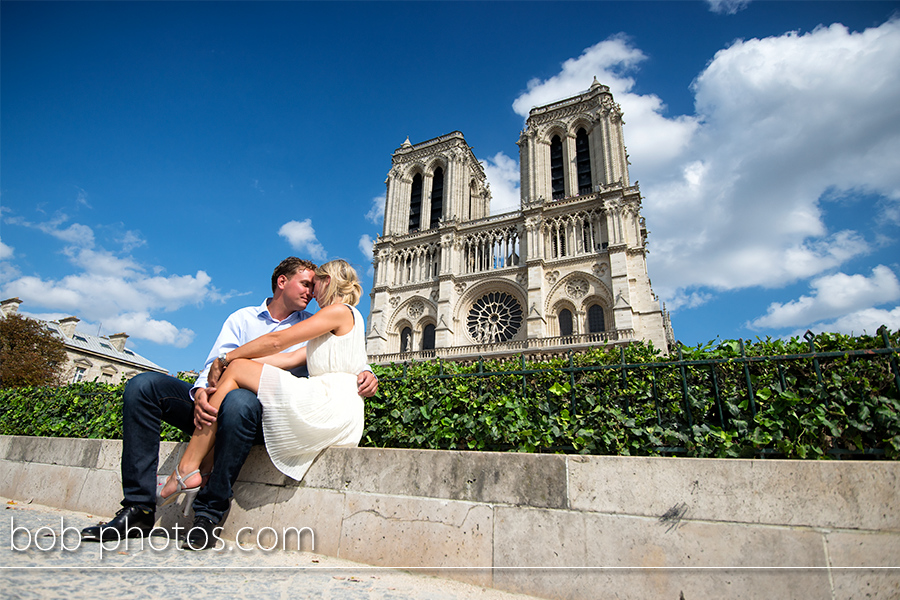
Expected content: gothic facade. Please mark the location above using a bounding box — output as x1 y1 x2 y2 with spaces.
366 79 673 363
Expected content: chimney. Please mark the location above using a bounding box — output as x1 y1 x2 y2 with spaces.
1 298 22 317
58 316 80 338
108 332 129 352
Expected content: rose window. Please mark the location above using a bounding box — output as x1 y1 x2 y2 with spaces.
466 292 523 344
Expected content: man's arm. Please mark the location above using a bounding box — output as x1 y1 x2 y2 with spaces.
192 312 248 395
191 307 259 428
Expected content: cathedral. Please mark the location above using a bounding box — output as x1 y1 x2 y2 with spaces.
365 78 673 364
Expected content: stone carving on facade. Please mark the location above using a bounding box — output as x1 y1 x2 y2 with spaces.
454 282 467 294
546 270 560 285
389 296 400 308
408 299 424 319
566 278 589 299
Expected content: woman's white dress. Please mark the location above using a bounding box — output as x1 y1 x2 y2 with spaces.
257 304 367 481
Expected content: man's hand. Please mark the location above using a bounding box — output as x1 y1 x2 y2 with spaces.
207 358 225 388
357 371 378 397
194 387 218 430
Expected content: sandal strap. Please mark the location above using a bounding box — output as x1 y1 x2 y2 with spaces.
174 466 201 490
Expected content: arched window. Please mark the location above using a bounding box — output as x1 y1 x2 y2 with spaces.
409 174 422 232
422 324 436 350
400 327 412 352
558 309 573 337
576 128 592 195
430 167 443 229
550 135 564 200
588 305 605 333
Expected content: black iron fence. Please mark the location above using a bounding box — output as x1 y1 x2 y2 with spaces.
367 327 900 459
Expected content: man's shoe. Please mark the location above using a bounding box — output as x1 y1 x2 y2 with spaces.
81 505 155 542
183 516 222 551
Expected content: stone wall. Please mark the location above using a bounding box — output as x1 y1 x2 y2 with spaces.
0 434 897 599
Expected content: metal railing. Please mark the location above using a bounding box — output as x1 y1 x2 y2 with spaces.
370 330 635 365
372 328 900 458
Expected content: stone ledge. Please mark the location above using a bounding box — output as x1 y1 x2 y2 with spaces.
1 435 898 600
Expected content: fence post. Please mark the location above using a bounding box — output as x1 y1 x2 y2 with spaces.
880 326 900 396
620 347 630 414
564 351 574 416
520 354 527 398
709 365 726 427
804 330 826 407
677 345 693 429
740 339 756 417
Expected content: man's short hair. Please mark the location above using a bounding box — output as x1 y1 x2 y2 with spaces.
271 257 318 292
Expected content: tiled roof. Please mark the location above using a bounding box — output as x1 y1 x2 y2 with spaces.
44 322 166 373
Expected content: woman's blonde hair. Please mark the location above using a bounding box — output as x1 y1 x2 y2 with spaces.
314 259 362 307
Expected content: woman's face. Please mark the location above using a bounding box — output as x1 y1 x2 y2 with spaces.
313 275 330 304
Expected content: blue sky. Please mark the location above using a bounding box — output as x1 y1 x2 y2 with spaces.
2 0 899 375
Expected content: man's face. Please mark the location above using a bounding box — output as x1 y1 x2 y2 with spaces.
279 269 315 311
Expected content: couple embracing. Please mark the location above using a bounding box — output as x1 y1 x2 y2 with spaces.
81 257 376 550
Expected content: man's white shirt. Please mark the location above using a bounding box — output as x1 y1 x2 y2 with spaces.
191 298 312 397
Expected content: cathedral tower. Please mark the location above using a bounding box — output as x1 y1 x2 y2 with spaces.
366 81 672 362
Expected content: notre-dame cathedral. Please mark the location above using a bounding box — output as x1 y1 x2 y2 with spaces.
365 78 673 363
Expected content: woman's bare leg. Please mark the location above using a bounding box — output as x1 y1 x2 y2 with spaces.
159 359 263 498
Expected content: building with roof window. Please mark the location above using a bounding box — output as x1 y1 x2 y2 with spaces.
1 297 167 383
365 79 674 364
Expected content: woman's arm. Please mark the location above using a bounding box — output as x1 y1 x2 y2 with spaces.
224 304 352 364
254 347 307 370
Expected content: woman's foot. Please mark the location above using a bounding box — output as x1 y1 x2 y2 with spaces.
158 465 202 502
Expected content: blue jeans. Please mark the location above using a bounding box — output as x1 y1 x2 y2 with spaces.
121 372 264 524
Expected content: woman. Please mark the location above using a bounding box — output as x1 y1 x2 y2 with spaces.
158 259 368 506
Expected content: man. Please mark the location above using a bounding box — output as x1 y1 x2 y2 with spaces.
81 257 378 549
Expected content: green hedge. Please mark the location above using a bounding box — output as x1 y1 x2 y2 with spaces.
0 381 188 442
364 331 900 459
2 332 899 459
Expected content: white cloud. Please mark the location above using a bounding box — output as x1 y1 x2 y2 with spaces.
75 186 92 209
512 35 646 117
661 289 714 313
358 234 374 260
103 312 195 347
358 234 375 277
6 213 97 248
0 238 13 261
791 306 900 339
706 0 751 16
278 219 327 261
3 269 216 322
1 225 220 347
365 195 385 225
749 265 900 330
117 230 145 252
638 19 900 304
64 247 143 278
42 217 95 247
481 152 521 215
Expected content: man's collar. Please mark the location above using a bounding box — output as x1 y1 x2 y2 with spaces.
260 298 307 323
259 298 276 320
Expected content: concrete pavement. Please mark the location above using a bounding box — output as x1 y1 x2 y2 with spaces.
2 497 544 600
